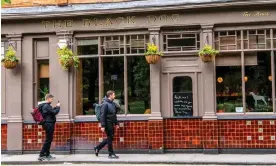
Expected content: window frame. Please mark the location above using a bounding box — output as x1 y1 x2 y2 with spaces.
74 32 151 118
214 28 276 114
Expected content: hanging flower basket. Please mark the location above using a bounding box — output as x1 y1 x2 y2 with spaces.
145 43 163 64
145 54 161 64
57 46 79 70
198 45 219 63
56 0 68 6
1 46 19 69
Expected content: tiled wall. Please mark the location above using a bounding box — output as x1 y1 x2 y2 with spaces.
219 120 276 149
23 123 71 151
164 119 203 149
71 121 149 150
11 119 276 152
1 124 7 150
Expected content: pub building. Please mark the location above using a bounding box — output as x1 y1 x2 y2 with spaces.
1 0 276 154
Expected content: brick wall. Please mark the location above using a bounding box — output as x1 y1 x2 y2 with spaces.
1 124 7 150
2 0 128 8
7 119 276 152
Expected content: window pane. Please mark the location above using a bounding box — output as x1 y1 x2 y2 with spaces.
1 42 4 58
275 51 276 112
245 52 273 112
216 65 243 113
172 76 193 117
103 57 124 114
76 58 99 115
77 39 98 55
127 56 150 114
38 62 49 101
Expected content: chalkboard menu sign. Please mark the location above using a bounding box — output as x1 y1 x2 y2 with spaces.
173 92 193 116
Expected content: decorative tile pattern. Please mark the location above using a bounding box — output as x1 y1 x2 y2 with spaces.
148 120 163 149
219 120 276 148
15 119 276 152
1 124 7 150
164 119 203 149
23 123 71 150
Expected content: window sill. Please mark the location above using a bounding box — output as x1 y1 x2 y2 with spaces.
217 113 276 120
74 114 151 122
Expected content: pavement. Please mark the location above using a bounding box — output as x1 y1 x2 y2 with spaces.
2 153 276 165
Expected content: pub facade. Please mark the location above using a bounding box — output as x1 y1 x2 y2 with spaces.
1 0 276 154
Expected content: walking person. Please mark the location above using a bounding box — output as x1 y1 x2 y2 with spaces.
94 90 120 159
38 94 60 161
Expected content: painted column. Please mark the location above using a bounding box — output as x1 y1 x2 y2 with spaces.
6 34 23 154
54 31 74 122
201 25 219 154
149 27 162 119
148 27 164 153
201 24 217 120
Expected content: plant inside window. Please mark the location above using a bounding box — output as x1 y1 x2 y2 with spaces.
57 46 79 70
39 86 49 101
1 46 19 69
198 44 219 62
145 43 163 64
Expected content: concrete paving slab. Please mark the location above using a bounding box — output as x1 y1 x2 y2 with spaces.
1 153 276 165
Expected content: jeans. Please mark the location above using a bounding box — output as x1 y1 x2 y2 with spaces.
40 122 55 156
96 122 114 154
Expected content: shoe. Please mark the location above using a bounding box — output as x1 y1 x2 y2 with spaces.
45 154 56 160
38 156 46 161
108 153 119 159
94 147 99 157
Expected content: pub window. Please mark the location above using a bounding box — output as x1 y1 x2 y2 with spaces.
127 56 150 114
126 34 149 54
216 52 275 113
76 58 99 115
163 30 200 52
1 42 5 59
245 52 273 112
76 34 151 116
274 29 276 49
77 38 98 55
215 31 242 50
102 56 125 114
243 29 271 50
216 54 243 113
172 76 193 117
37 61 49 102
101 36 124 55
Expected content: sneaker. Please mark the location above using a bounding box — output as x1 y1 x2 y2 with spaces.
45 154 56 160
108 154 119 159
94 147 99 157
38 156 46 161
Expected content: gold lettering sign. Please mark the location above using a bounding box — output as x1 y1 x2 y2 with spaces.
42 14 180 28
243 11 270 17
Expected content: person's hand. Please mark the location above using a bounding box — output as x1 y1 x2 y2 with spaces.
56 102 60 107
115 125 120 129
100 127 105 132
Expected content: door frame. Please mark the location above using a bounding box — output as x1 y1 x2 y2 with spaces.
169 73 198 117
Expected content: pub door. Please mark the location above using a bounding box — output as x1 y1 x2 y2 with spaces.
170 73 197 117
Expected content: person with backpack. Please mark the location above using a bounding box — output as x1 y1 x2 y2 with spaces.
94 90 120 159
37 94 60 161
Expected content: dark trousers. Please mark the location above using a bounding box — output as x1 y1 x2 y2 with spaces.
40 122 55 156
96 123 114 154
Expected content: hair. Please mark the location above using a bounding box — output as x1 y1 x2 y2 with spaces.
45 94 54 100
106 90 115 98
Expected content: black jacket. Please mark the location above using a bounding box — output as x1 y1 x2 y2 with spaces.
38 102 60 123
100 98 118 127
